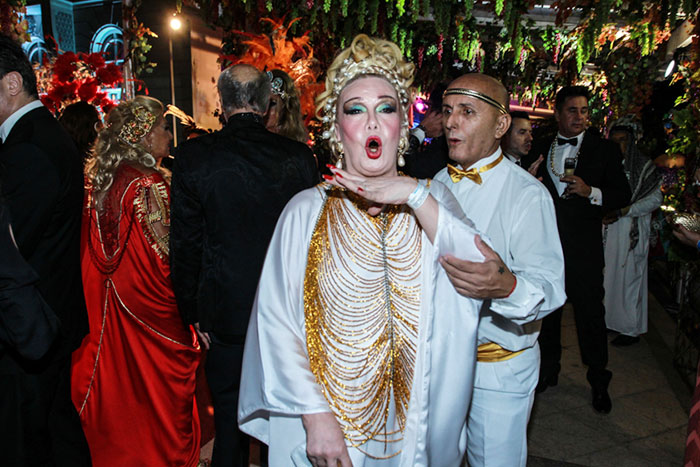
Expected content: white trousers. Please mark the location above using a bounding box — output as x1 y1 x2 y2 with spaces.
466 343 539 467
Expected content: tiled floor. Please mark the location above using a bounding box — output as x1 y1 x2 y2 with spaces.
527 294 692 466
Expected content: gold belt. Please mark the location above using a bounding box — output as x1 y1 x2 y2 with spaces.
477 342 524 362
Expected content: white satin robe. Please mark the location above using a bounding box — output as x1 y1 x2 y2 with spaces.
238 181 486 466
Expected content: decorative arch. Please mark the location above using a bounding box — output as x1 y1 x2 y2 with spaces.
21 36 49 65
90 24 124 64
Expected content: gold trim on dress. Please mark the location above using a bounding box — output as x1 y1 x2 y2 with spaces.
133 179 170 259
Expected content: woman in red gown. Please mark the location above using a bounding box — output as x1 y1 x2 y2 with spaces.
71 96 201 466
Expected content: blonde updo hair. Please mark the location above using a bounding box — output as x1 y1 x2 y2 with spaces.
87 95 164 195
316 34 415 163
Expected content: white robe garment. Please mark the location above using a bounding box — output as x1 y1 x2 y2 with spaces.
238 181 486 466
603 186 663 337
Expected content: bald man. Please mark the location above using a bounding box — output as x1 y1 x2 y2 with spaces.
435 74 566 467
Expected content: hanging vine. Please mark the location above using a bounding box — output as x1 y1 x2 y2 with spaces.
123 0 158 77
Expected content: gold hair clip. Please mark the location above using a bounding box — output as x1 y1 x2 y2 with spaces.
118 105 157 144
443 88 508 115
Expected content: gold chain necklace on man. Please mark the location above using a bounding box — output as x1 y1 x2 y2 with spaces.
548 139 580 178
304 187 422 459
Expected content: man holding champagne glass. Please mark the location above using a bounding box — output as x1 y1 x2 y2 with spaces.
527 85 631 413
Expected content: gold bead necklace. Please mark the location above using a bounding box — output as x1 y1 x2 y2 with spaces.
304 187 422 459
548 139 580 178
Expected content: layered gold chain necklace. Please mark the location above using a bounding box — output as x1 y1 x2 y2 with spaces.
304 187 422 459
548 139 580 178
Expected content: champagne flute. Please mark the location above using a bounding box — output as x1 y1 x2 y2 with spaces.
562 157 576 199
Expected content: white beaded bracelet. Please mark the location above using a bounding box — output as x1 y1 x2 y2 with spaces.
406 182 430 210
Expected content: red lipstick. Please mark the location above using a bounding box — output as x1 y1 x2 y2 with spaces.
365 136 382 159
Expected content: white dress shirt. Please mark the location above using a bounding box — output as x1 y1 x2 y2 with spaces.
0 100 44 143
435 148 566 351
504 152 522 166
546 131 603 205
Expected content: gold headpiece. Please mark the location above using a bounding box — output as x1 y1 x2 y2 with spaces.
320 58 411 143
118 105 157 145
317 35 414 164
443 88 508 115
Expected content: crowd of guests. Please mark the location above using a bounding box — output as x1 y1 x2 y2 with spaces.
0 28 689 467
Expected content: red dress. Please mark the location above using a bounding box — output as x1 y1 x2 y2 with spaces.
71 164 201 466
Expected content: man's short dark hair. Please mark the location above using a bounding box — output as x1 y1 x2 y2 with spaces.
217 64 270 115
509 110 530 121
555 86 589 111
0 34 38 98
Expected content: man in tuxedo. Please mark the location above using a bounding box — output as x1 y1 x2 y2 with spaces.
501 110 532 167
170 64 317 466
0 35 90 465
436 73 566 466
531 85 631 413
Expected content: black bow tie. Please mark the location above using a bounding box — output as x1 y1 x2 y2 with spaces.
557 137 578 146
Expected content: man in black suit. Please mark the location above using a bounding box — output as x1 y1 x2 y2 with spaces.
0 35 90 465
170 64 317 466
501 110 532 167
0 199 60 360
531 85 631 413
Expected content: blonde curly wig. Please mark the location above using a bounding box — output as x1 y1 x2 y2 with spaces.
315 34 415 165
87 95 163 196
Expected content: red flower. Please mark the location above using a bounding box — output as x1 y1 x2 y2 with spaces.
82 52 106 70
96 63 123 86
53 52 78 82
78 79 98 102
48 81 79 103
40 95 57 114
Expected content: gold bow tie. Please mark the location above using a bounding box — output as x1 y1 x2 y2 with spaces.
447 153 504 184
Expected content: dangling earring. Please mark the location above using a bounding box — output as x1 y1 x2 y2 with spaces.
336 152 344 169
397 135 407 167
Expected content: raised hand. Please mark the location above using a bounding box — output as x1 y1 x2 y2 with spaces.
324 166 417 207
439 236 516 299
560 175 592 198
527 154 544 178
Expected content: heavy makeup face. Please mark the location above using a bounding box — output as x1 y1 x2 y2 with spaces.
335 76 401 178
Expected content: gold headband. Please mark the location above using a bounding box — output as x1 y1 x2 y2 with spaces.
320 58 411 140
443 88 508 115
118 105 157 145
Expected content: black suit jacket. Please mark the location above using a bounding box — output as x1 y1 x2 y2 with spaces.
170 113 318 340
0 106 88 373
530 129 631 269
0 203 60 360
402 135 451 179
